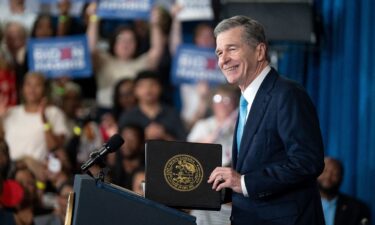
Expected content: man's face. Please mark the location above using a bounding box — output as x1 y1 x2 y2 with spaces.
317 158 342 195
215 27 263 90
5 23 25 52
134 79 161 104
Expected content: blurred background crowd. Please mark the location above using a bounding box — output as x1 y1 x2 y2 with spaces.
0 0 374 225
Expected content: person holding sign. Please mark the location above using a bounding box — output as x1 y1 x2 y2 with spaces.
86 3 167 109
208 16 325 225
169 3 216 131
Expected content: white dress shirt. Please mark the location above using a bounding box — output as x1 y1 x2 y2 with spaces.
240 65 271 197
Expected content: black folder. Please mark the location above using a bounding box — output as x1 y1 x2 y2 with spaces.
145 140 222 210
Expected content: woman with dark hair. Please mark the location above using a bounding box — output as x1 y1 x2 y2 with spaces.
86 3 167 109
31 15 56 38
112 78 136 121
111 124 145 189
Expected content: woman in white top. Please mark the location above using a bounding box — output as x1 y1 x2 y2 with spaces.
86 3 167 109
187 84 239 225
1 72 69 162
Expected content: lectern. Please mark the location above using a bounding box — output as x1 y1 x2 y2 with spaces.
68 175 196 225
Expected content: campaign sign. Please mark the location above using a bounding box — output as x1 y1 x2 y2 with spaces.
171 44 226 85
177 0 213 21
28 35 92 78
38 0 91 3
97 0 153 20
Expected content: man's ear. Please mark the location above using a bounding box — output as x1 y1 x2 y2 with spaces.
256 43 267 62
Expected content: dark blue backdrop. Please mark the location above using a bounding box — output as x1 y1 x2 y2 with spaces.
276 0 375 223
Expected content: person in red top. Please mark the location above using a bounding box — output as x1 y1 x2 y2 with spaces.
0 66 17 107
0 38 17 106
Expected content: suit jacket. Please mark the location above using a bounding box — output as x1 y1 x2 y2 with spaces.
334 194 371 225
231 68 325 225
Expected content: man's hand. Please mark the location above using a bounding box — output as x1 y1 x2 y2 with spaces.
208 167 243 193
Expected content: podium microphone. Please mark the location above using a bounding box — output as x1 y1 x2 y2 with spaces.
81 134 124 172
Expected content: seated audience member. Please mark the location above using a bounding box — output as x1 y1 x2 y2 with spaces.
13 166 52 216
131 169 145 196
34 181 73 225
2 22 27 96
1 72 69 162
73 119 103 167
45 150 72 194
119 71 186 141
112 124 145 189
0 30 17 107
86 3 167 109
57 82 82 133
112 79 137 121
318 157 371 225
55 81 103 171
188 84 239 166
187 84 238 225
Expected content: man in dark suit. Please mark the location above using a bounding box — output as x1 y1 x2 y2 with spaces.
208 16 325 225
318 157 370 225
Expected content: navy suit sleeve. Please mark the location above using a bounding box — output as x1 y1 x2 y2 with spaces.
244 84 325 199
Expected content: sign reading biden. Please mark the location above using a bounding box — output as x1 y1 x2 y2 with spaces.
28 36 92 78
172 44 226 85
97 0 153 20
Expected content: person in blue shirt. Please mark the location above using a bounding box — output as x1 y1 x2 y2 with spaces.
318 157 371 225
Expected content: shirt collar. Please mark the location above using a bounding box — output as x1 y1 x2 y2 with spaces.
321 196 339 206
242 65 271 104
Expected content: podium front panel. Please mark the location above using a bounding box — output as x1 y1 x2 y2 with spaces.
72 175 196 225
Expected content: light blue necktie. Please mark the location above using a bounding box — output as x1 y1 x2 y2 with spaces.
237 95 248 152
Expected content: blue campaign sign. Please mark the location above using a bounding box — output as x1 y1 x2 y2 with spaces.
38 0 91 3
171 44 227 85
27 35 92 78
97 0 153 20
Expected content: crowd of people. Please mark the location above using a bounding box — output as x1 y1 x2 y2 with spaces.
0 1 371 225
0 1 236 224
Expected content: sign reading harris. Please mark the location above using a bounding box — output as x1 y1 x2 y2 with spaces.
97 0 153 20
27 35 92 78
171 44 226 85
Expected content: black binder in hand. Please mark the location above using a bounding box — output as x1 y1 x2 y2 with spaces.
145 140 222 210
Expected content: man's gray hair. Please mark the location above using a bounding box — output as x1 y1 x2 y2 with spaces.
214 16 269 61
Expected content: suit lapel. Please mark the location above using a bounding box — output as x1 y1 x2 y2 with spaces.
334 195 346 225
235 69 278 171
232 116 240 168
